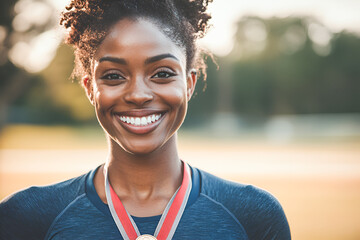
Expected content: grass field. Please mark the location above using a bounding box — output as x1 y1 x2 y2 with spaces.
1 125 360 239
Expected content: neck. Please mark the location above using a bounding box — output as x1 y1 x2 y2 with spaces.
93 134 184 216
105 135 182 200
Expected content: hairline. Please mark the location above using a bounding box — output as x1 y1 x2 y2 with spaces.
88 16 190 79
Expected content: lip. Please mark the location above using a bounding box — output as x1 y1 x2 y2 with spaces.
115 110 166 135
116 109 165 117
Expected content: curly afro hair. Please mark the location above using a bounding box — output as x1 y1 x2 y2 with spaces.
60 0 213 82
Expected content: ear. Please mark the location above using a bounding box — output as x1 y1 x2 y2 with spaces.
82 76 94 105
186 69 197 101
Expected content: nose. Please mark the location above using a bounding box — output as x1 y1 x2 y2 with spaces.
123 78 153 106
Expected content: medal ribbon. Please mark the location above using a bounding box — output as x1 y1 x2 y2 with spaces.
104 162 192 240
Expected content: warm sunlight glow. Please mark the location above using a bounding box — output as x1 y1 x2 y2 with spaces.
8 0 360 70
199 0 360 56
9 29 61 73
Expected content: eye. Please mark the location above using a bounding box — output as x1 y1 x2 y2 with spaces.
152 70 176 79
101 72 125 80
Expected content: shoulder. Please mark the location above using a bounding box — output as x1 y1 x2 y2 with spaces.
199 169 281 209
197 168 291 239
0 172 89 240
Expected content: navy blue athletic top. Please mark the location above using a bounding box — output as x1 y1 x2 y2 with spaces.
0 165 291 239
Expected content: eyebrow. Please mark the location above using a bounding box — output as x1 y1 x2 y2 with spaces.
98 53 179 65
99 56 127 65
144 53 179 65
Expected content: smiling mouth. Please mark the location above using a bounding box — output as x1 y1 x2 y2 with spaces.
118 113 162 126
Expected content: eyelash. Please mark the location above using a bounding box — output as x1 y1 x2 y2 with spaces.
151 69 176 79
100 69 176 81
101 72 124 80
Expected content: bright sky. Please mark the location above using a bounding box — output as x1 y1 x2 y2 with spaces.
199 0 360 55
9 0 360 72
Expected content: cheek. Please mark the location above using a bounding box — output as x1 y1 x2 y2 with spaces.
93 87 115 118
94 85 120 109
159 82 187 107
157 83 188 130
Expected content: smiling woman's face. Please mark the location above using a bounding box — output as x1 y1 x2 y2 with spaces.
86 18 196 155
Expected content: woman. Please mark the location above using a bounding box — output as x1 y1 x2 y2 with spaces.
0 0 291 239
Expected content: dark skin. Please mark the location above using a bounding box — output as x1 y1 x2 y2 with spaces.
84 18 197 217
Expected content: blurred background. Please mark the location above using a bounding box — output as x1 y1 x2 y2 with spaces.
1 0 360 239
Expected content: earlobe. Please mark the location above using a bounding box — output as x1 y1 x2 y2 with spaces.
83 76 94 105
186 70 197 101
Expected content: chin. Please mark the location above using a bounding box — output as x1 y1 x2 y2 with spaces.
118 140 164 156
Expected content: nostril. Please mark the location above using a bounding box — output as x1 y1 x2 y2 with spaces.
123 79 153 105
124 91 153 106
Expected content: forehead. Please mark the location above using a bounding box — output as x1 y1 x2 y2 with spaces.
94 18 186 64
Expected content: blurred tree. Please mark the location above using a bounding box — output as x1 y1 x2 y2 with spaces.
12 43 95 124
0 0 59 130
184 56 219 127
228 16 360 117
0 0 28 131
2 8 360 129
39 44 95 123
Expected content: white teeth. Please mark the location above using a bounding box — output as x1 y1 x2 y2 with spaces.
135 118 141 126
119 113 162 126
